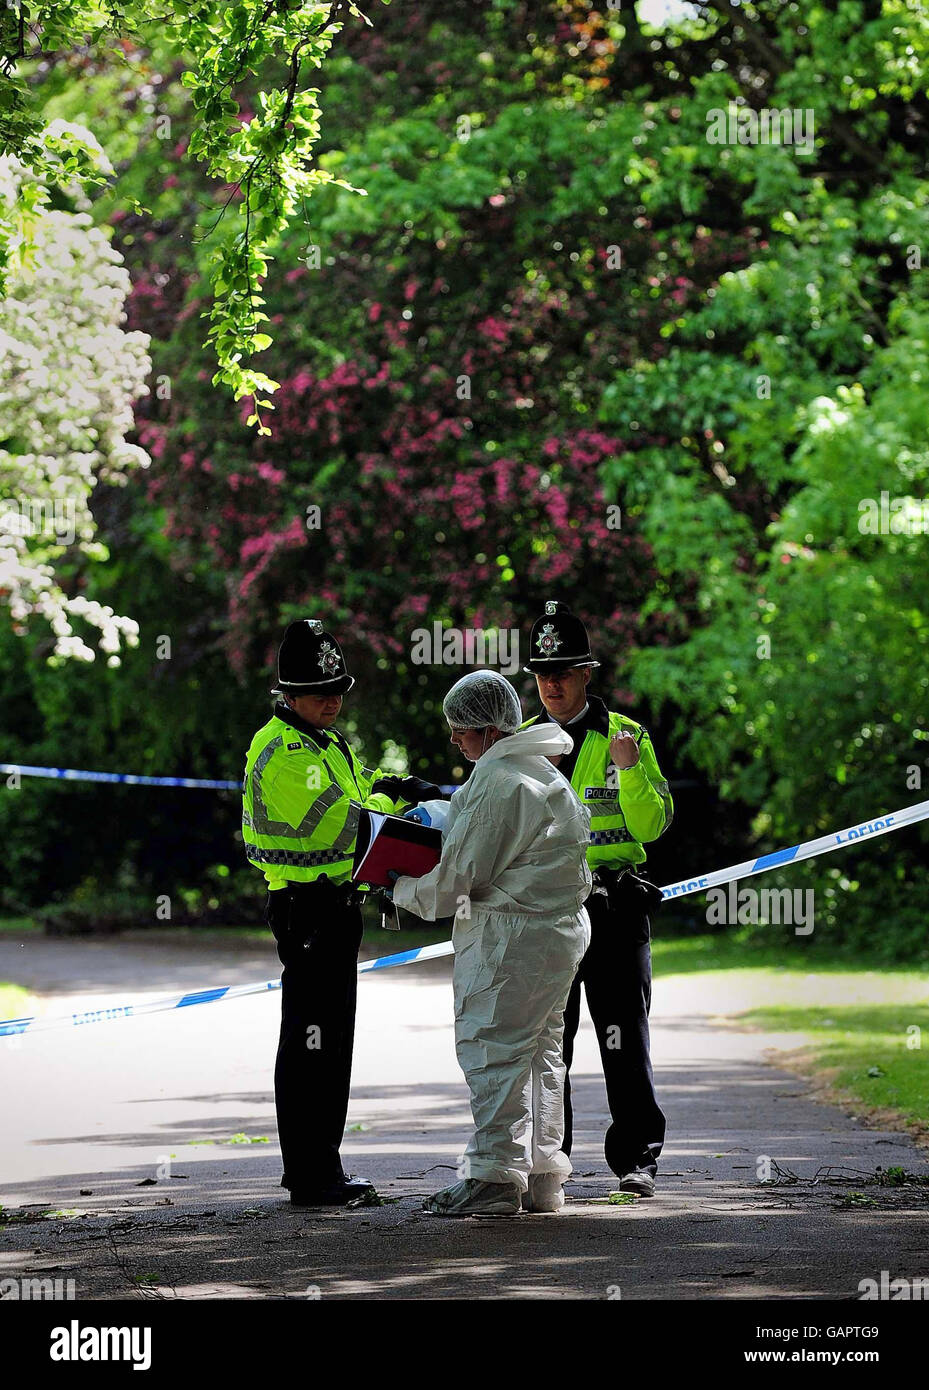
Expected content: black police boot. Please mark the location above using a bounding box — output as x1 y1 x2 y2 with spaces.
289 1176 376 1207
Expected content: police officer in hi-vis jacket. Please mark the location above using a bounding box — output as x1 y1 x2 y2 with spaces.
242 619 440 1206
522 600 673 1196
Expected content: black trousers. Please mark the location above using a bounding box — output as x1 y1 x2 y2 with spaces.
265 883 365 1191
562 878 666 1178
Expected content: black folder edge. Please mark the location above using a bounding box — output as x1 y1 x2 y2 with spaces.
352 806 444 884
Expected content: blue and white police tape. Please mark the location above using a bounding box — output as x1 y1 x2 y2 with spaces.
3 795 928 1041
0 763 242 791
659 795 929 900
0 942 456 1038
0 981 283 1038
0 763 459 796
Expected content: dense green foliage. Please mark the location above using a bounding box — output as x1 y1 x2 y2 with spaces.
594 0 929 953
0 1 926 954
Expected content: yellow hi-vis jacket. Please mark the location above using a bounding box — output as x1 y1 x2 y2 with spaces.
242 703 404 890
522 694 673 871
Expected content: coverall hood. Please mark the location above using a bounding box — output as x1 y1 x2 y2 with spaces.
479 722 574 764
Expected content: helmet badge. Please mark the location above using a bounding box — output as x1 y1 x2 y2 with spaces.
536 623 562 656
317 640 342 675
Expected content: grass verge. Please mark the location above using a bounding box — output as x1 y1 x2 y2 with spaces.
737 1004 929 1147
653 931 929 1147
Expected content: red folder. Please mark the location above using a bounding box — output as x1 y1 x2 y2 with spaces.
352 808 443 888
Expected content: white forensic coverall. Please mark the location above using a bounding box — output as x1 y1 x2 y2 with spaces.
393 722 592 1192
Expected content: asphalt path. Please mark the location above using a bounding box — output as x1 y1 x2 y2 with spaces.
2 933 928 1300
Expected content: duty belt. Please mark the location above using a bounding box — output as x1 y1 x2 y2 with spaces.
281 876 367 910
589 864 665 916
590 865 634 895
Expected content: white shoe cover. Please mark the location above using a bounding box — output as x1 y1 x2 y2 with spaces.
520 1172 565 1213
423 1178 522 1218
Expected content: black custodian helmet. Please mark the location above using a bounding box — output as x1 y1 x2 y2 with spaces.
523 600 601 674
273 618 355 696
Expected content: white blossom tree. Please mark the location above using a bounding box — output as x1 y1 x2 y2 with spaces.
0 137 151 663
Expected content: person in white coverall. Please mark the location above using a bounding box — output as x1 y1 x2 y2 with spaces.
391 670 592 1218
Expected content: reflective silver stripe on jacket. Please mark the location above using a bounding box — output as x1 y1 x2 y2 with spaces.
248 737 347 838
656 777 674 829
328 802 360 859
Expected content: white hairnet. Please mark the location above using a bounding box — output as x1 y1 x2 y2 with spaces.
443 670 522 732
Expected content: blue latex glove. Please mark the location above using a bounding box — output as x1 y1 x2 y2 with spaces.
381 869 400 902
403 806 431 826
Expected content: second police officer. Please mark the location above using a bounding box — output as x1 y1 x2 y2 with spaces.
522 600 674 1196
